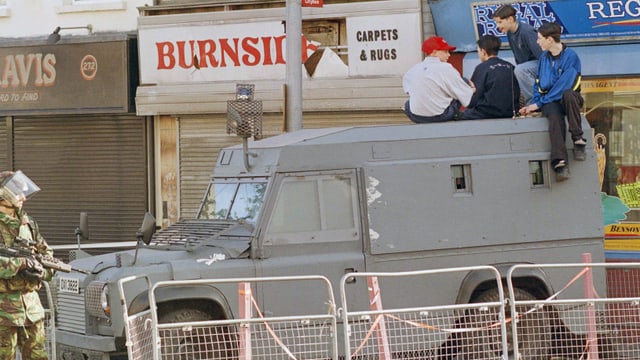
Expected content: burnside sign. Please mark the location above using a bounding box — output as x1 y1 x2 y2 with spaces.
138 21 319 84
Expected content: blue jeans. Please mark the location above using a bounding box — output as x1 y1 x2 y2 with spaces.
515 60 538 105
404 99 461 123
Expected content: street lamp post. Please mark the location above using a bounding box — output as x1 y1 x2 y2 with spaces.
285 0 303 131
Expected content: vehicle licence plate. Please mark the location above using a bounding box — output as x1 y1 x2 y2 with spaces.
58 277 80 294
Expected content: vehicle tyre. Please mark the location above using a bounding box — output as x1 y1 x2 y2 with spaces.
474 287 551 360
158 303 237 360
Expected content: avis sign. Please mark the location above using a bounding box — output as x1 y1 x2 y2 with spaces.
302 0 323 7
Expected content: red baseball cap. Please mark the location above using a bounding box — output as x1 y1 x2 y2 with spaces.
422 36 456 55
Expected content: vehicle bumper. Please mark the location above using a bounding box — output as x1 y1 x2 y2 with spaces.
56 330 118 360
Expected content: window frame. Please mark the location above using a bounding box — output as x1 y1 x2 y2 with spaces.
263 170 361 245
451 164 473 195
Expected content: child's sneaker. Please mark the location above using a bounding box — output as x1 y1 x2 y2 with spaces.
574 138 587 146
556 167 570 182
553 160 566 170
553 160 569 181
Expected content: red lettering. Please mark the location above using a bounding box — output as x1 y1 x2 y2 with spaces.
301 35 319 63
261 37 273 65
177 41 197 69
219 38 240 67
197 40 218 68
153 34 319 70
273 35 286 65
242 37 261 66
156 42 175 69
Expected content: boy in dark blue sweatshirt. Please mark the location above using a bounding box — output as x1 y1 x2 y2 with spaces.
519 22 585 182
462 35 520 120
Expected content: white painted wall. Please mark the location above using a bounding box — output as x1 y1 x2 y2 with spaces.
0 0 149 38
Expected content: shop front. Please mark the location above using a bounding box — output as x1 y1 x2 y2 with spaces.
0 36 149 250
136 0 423 225
430 0 640 261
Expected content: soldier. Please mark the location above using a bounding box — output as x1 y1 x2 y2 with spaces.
0 170 53 360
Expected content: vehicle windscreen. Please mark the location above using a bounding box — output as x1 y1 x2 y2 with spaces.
197 180 267 223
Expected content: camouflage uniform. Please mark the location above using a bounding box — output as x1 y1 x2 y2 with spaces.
0 207 53 360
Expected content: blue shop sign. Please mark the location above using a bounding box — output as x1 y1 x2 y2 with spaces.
429 0 640 51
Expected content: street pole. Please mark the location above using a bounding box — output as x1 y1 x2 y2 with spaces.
286 0 303 131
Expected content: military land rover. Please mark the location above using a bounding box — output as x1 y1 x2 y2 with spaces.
53 116 604 359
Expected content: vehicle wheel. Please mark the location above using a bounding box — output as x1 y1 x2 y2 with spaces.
474 287 551 360
158 303 237 360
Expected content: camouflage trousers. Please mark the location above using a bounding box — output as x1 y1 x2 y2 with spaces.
0 321 48 360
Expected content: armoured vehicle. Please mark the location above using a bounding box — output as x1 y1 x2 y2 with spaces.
53 116 604 359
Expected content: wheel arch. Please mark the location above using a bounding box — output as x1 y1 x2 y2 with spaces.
456 263 554 303
128 284 234 319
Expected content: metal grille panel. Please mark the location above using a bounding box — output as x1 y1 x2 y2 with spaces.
508 262 640 359
158 318 334 360
127 310 155 360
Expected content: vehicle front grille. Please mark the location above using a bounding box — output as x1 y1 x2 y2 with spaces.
53 278 87 333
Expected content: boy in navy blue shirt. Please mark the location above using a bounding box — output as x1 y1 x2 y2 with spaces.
462 35 520 120
493 4 542 105
519 22 585 181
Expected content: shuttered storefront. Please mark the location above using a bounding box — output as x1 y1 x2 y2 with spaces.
12 116 148 249
0 120 7 170
177 111 407 217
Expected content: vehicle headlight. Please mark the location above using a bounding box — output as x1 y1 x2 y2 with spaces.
100 284 110 316
86 281 110 318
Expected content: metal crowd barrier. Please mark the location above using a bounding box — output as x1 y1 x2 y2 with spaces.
119 275 337 360
118 260 640 360
507 255 640 359
118 275 154 360
339 266 507 359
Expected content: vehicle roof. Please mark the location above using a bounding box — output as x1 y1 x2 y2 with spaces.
238 117 549 149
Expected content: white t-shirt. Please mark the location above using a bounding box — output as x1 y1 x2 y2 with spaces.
403 57 473 117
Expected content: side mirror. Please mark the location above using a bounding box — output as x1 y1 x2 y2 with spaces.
136 212 156 245
79 212 89 241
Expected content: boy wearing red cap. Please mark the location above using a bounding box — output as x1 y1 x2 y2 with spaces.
402 36 474 123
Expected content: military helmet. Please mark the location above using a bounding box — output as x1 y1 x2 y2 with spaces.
0 170 40 207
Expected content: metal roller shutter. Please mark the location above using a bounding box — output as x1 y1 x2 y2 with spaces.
12 116 148 251
178 115 239 219
177 111 407 218
0 120 7 170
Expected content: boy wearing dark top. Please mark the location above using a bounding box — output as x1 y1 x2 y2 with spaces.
462 35 520 120
492 4 542 105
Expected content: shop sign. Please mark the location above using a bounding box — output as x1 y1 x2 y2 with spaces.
302 0 323 7
606 223 640 238
0 41 132 116
139 21 315 84
347 13 422 77
473 1 640 43
582 78 640 93
430 1 640 50
138 14 421 84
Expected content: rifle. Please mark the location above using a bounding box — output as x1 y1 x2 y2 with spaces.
0 238 90 275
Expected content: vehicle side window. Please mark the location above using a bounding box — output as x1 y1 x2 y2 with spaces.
265 171 359 244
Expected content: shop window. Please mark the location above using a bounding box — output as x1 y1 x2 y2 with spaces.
57 0 126 13
452 164 472 194
583 77 640 220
